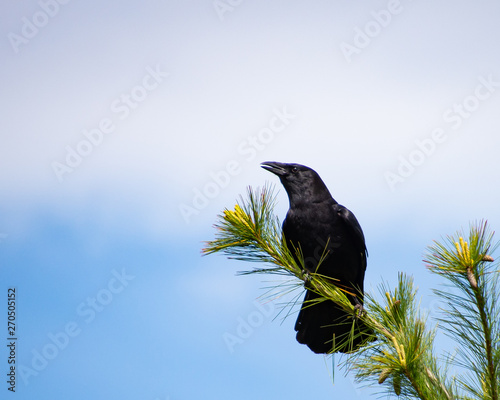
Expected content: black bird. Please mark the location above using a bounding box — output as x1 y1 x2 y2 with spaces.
261 161 370 354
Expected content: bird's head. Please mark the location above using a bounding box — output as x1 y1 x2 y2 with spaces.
261 162 332 207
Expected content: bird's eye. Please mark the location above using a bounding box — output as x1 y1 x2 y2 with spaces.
291 167 298 173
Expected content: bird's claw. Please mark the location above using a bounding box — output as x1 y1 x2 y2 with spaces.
301 270 312 288
353 298 366 319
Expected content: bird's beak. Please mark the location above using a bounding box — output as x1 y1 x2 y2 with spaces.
261 161 287 176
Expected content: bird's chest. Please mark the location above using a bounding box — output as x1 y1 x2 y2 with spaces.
283 205 344 256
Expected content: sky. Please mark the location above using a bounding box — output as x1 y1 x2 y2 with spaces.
1 1 500 399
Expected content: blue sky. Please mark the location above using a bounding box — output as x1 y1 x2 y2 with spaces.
1 1 500 399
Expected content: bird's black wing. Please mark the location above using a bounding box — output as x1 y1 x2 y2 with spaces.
334 203 367 271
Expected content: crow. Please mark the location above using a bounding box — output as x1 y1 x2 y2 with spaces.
261 161 370 354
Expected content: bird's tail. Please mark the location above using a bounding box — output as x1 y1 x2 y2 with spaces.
294 290 372 354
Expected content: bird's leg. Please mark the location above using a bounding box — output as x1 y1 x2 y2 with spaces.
352 296 366 318
301 269 313 289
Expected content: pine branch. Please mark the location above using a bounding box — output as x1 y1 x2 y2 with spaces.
425 221 500 400
203 185 498 399
346 274 457 400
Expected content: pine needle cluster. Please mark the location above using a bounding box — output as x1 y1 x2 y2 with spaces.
425 222 500 400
